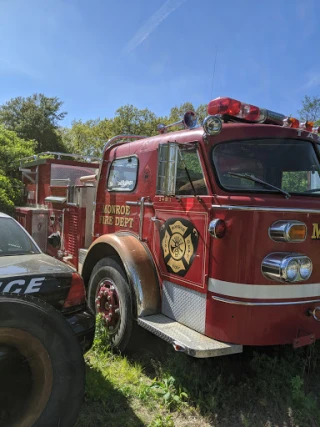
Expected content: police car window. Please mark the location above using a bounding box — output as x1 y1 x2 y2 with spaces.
176 148 208 195
107 157 138 192
212 139 320 195
0 218 39 256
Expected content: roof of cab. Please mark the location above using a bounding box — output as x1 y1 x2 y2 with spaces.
0 212 11 218
103 121 310 159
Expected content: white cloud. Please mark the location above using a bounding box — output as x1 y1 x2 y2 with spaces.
122 0 186 56
303 71 320 90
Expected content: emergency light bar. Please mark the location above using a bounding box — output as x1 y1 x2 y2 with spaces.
207 97 320 133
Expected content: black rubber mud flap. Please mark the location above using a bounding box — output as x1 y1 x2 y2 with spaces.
0 293 85 427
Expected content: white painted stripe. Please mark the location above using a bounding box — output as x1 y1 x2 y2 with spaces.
208 278 320 300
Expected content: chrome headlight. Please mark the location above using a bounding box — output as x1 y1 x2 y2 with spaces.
299 258 312 280
283 259 299 281
262 253 312 282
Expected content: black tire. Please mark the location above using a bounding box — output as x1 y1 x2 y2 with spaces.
88 257 137 353
0 294 85 427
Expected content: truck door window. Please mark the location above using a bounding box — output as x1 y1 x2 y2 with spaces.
107 156 138 192
176 148 208 195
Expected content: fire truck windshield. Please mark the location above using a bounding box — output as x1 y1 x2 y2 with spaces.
212 139 320 195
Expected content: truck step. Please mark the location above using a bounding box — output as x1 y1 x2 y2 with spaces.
137 314 243 358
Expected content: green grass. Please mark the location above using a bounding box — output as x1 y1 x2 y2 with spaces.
76 320 320 427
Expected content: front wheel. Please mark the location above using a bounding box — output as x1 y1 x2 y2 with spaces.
88 258 137 352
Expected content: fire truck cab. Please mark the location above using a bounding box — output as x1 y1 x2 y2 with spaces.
16 97 320 357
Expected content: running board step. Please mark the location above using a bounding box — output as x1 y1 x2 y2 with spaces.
137 314 243 358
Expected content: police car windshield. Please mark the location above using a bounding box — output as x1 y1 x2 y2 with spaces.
212 139 320 195
0 218 39 256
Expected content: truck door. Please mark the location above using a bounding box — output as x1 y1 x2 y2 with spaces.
152 143 211 334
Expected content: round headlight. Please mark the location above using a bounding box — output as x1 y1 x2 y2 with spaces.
203 115 222 136
299 258 312 280
284 259 299 281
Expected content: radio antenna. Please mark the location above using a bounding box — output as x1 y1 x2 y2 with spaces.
210 45 219 100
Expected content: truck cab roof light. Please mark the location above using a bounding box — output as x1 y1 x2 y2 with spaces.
284 117 300 129
300 121 314 132
208 98 272 123
206 97 319 134
208 97 266 123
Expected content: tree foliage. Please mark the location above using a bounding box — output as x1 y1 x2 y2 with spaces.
0 94 67 153
60 105 170 157
298 95 320 124
0 126 35 214
60 102 210 157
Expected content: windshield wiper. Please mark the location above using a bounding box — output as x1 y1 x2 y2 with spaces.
178 150 198 198
227 172 291 199
302 188 320 193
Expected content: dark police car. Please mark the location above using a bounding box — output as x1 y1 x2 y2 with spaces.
0 212 95 352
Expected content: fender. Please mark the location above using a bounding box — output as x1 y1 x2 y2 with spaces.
82 232 160 317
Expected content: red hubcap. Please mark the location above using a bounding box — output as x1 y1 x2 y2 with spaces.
95 280 120 331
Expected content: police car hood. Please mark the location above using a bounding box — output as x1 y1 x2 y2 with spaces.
0 253 74 309
0 253 73 276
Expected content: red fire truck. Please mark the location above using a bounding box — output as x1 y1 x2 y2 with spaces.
15 97 320 357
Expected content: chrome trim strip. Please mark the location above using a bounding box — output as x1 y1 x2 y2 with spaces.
208 278 320 299
139 197 150 240
212 295 320 306
211 204 320 214
126 201 154 207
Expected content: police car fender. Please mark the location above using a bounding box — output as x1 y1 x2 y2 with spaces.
0 277 45 294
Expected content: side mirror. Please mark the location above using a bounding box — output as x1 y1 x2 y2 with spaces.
157 142 179 196
48 232 61 249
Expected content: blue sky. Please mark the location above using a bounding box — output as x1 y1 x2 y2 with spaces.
0 0 319 126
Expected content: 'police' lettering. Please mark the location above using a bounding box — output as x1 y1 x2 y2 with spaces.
3 279 25 293
25 277 45 294
0 277 45 294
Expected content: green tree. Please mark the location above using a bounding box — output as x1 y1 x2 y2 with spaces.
59 101 209 159
112 105 161 136
298 95 320 124
168 102 195 124
196 104 208 124
0 126 35 214
0 94 67 153
58 119 112 157
61 105 166 157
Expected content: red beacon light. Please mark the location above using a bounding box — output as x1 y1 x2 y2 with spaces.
206 96 319 134
208 97 265 122
207 97 285 125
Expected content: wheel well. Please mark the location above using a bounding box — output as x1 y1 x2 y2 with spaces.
83 236 160 318
82 243 123 287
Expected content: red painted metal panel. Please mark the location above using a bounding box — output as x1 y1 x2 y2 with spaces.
205 295 320 345
63 207 86 269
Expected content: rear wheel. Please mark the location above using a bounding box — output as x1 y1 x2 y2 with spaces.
88 258 138 352
0 294 85 427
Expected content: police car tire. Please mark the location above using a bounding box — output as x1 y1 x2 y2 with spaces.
88 257 137 353
0 293 85 427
